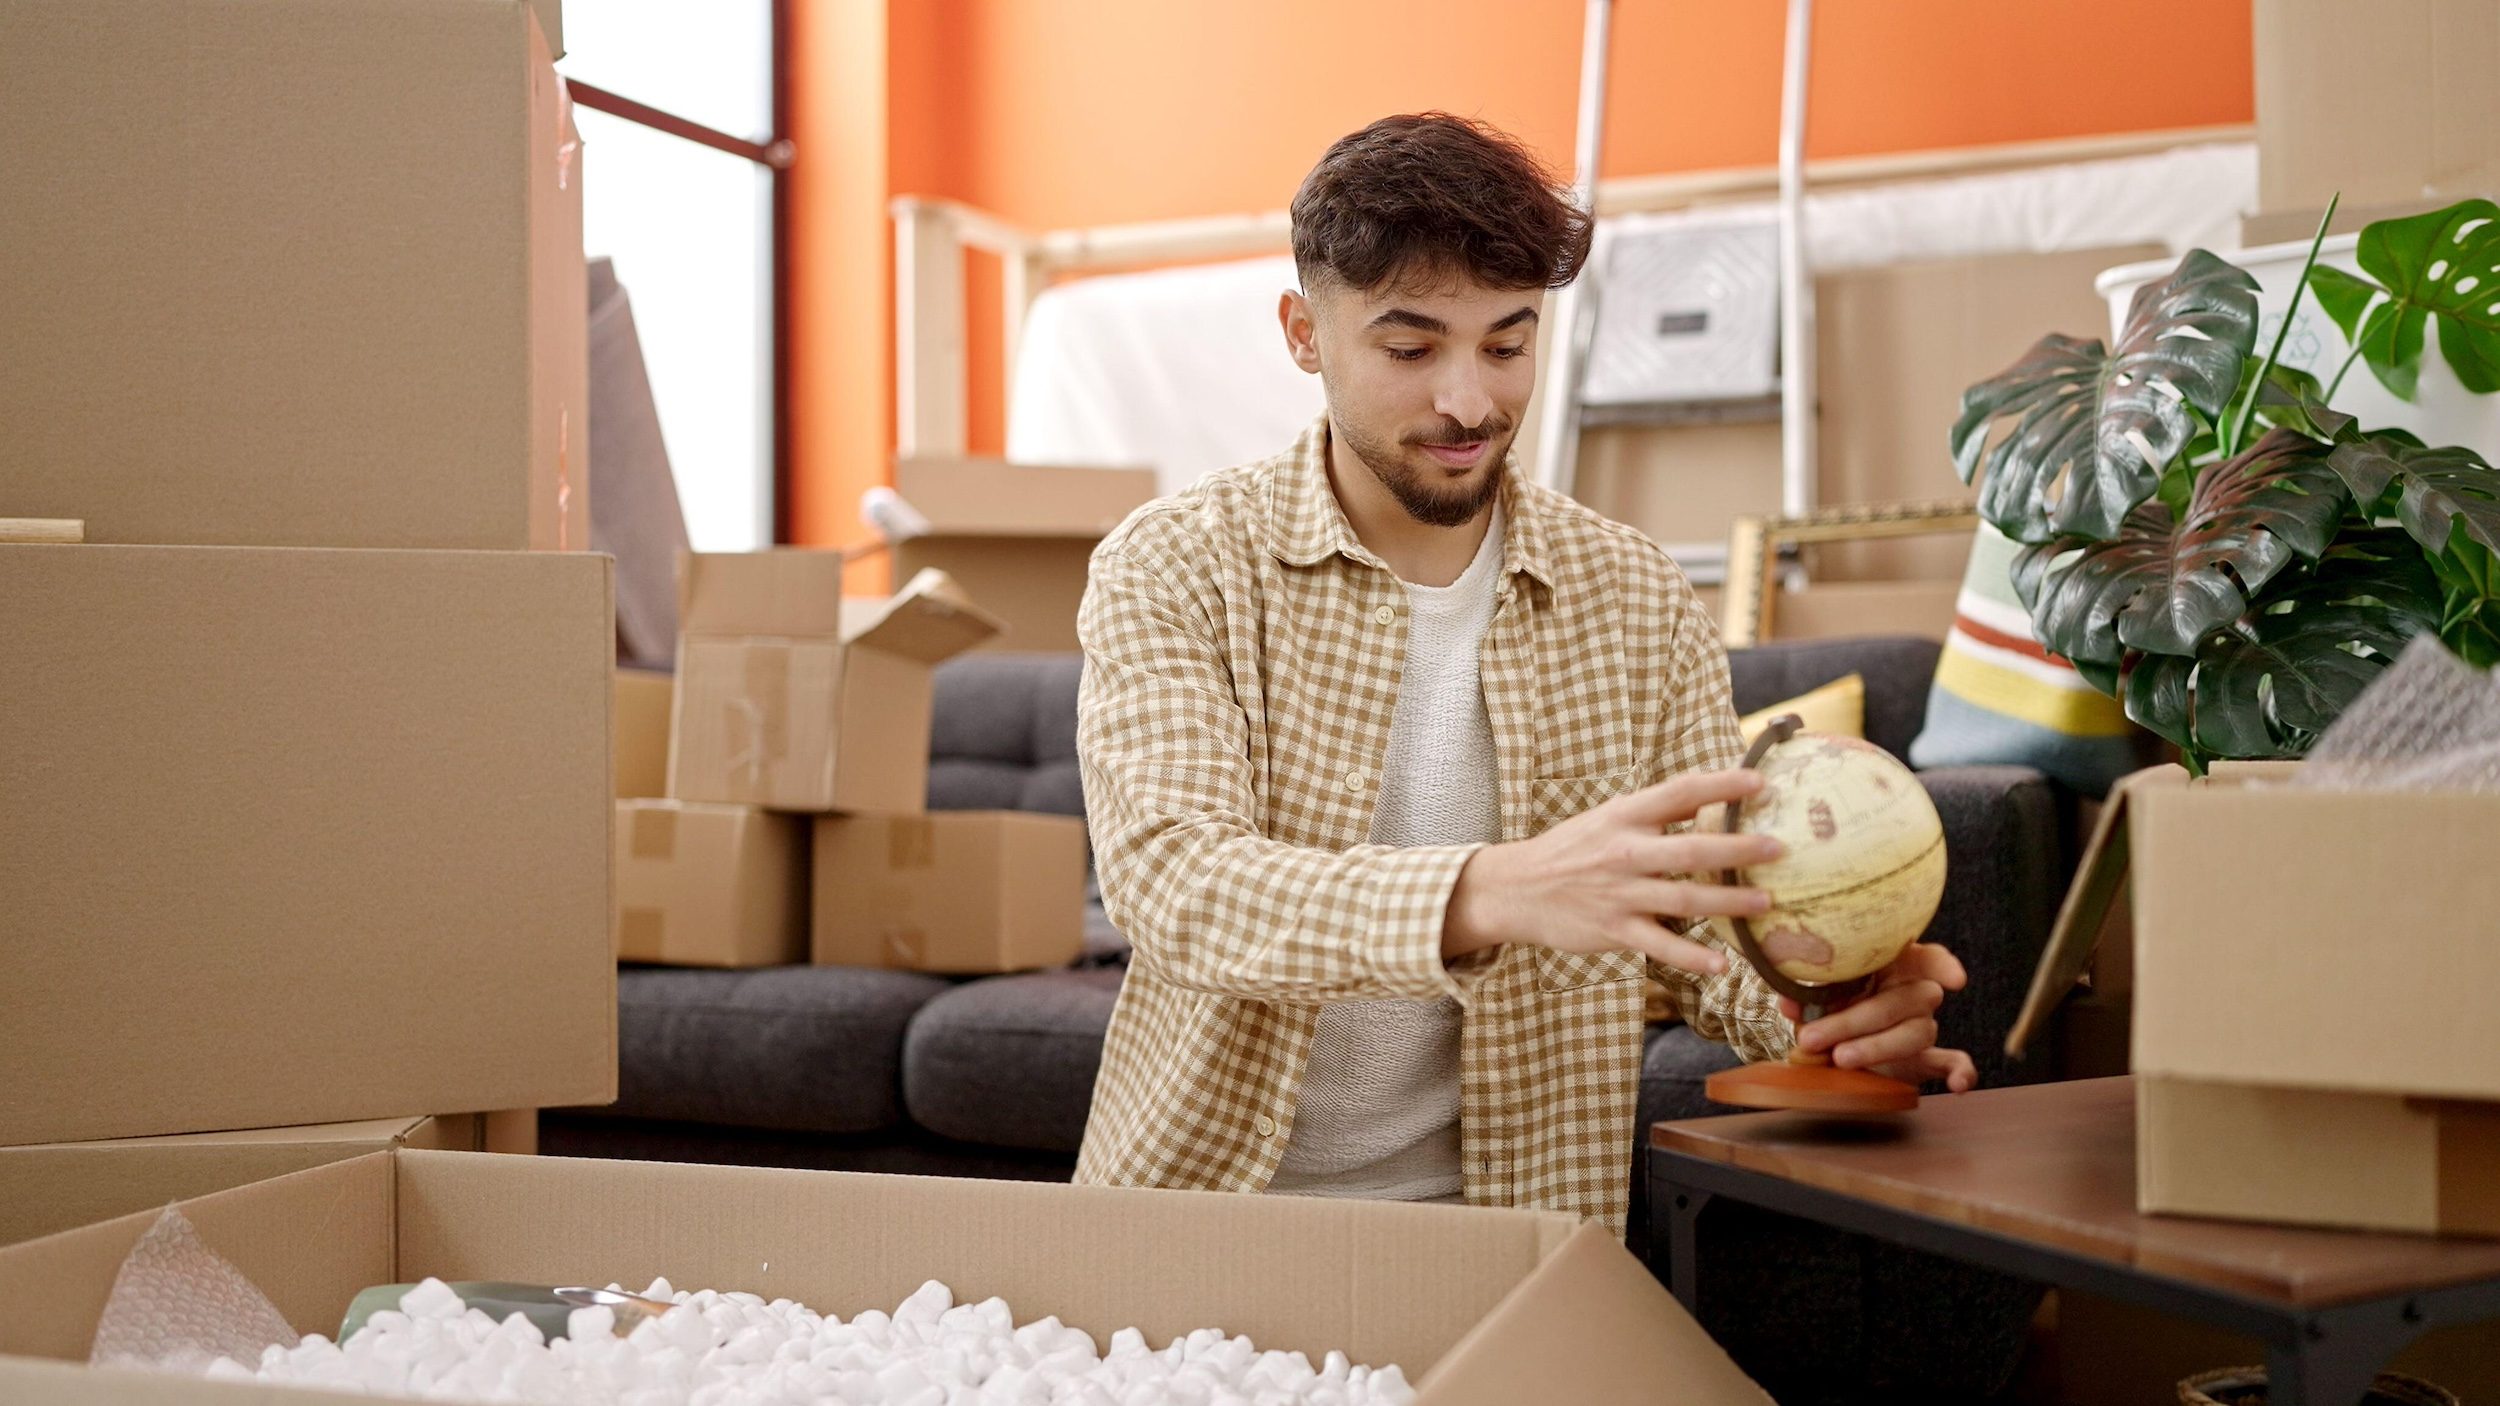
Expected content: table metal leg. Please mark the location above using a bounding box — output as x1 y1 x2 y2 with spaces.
2263 1299 2430 1406
1665 1184 1713 1312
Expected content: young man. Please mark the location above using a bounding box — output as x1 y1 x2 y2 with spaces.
1073 113 1974 1231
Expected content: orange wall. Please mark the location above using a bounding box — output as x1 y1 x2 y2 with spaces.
791 0 2254 534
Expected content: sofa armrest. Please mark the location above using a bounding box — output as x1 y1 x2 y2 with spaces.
1917 764 2065 1090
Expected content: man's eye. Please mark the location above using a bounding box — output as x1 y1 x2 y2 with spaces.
1386 347 1429 362
1489 345 1529 360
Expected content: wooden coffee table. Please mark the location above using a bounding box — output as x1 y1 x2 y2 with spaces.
1648 1076 2500 1406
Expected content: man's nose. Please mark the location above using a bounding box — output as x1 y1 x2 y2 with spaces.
1433 362 1493 429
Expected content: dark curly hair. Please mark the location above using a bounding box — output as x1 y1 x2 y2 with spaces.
1290 112 1594 295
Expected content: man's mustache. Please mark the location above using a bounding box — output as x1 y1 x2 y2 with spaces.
1406 417 1513 448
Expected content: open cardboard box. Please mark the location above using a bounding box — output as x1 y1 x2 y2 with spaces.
890 458 1158 654
0 1151 1773 1404
2010 762 2500 1234
670 560 1002 813
0 1117 480 1250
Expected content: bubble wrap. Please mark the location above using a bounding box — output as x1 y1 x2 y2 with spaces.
88 1207 296 1374
2293 635 2500 792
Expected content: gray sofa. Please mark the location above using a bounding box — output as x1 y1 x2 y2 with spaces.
546 635 2074 1207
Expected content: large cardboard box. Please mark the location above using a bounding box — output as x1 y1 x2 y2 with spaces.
616 800 808 967
0 0 587 552
671 560 1001 812
614 667 675 800
2256 0 2500 214
0 1150 1775 1404
0 544 617 1148
0 1116 481 1249
813 811 1087 973
2011 763 2500 1234
890 458 1159 654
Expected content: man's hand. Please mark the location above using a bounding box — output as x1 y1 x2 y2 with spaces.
1444 769 1786 976
1785 943 1979 1092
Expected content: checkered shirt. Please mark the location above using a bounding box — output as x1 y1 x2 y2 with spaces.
1072 417 1791 1231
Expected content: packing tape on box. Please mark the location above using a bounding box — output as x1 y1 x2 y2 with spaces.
722 646 791 787
887 817 936 869
631 806 678 860
884 925 928 968
618 908 667 960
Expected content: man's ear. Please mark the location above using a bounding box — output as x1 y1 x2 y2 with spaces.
1279 290 1323 375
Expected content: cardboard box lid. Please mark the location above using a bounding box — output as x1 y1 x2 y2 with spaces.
892 458 1158 539
842 567 1004 663
0 1151 1772 1403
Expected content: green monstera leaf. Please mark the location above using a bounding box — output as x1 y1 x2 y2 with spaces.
2306 199 2500 401
1951 250 2260 543
2024 428 2347 667
2324 438 2500 560
2121 539 2444 764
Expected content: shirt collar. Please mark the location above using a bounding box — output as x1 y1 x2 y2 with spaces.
1264 415 1556 590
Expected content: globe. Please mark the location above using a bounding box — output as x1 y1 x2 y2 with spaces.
1727 732 1947 987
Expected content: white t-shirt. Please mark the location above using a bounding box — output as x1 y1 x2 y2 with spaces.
1267 508 1505 1204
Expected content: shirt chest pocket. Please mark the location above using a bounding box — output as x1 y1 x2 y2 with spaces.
1526 771 1652 992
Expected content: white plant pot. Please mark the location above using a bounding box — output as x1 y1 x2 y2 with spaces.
2097 233 2500 456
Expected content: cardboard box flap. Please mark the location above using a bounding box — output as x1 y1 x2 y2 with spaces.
843 568 1003 663
2005 765 2174 1058
893 458 1158 538
678 549 852 638
1419 1221 1774 1405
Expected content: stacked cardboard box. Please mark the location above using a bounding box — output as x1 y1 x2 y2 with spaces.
0 0 610 1238
615 553 1088 972
889 457 1158 654
2014 763 2500 1236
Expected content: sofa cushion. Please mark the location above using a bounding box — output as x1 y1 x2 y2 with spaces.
903 966 1126 1153
1727 636 1939 762
595 966 951 1134
929 652 1084 817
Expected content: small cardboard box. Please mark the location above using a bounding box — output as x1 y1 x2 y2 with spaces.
0 543 617 1148
814 812 1087 973
0 1116 481 1249
891 458 1159 654
670 559 1001 812
614 667 675 800
0 0 586 552
0 1150 1776 1404
2011 763 2500 1234
616 800 808 967
2257 0 2500 213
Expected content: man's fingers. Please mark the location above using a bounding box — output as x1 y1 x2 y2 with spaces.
1870 1046 1979 1093
1795 980 1944 1053
1628 831 1787 876
1882 942 1968 992
1612 769 1764 828
1831 1016 1940 1072
1612 920 1732 977
1625 877 1773 923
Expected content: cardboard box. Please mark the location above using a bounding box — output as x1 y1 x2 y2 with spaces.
0 0 587 552
671 560 1001 812
0 1150 1776 1404
814 812 1087 973
2011 763 2500 1234
890 458 1159 654
615 667 674 800
0 543 617 1147
616 800 807 967
0 1116 480 1249
2139 1075 2500 1237
2257 0 2500 213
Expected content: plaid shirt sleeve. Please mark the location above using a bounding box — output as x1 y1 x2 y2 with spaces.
1077 546 1496 1007
1643 577 1795 1064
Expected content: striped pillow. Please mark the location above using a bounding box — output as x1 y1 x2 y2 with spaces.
1907 520 2151 795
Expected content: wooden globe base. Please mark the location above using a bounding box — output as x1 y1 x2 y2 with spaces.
1705 1054 1920 1115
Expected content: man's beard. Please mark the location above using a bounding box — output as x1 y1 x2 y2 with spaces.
1336 412 1513 528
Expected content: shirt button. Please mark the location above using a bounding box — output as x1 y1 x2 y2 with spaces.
1345 770 1367 793
1373 604 1397 625
1254 1114 1277 1137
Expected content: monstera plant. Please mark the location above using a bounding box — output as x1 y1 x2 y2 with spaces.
1953 199 2500 771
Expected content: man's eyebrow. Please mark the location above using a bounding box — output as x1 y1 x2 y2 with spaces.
1487 306 1538 333
1366 308 1448 335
